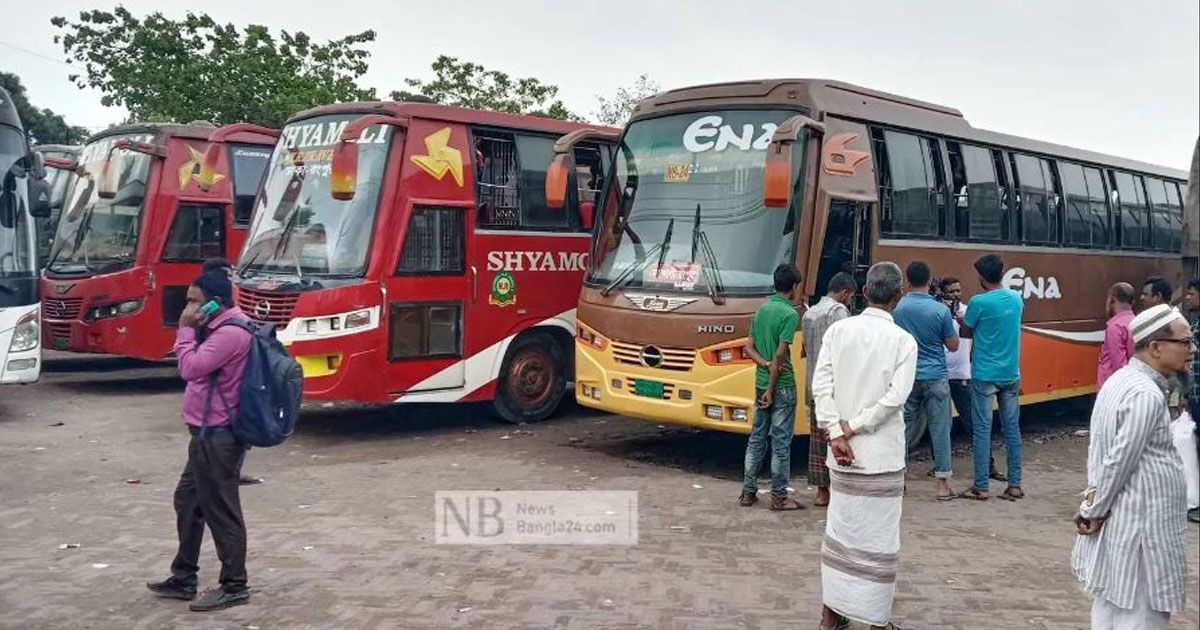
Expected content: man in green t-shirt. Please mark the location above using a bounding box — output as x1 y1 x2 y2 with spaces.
740 263 804 511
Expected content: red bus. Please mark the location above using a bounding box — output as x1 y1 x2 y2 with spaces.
40 122 276 359
234 102 616 422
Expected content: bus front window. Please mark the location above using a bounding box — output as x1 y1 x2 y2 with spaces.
239 114 393 279
46 135 152 276
0 127 36 282
588 110 805 297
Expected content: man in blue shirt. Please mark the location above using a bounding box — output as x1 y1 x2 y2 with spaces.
894 261 959 500
957 253 1025 501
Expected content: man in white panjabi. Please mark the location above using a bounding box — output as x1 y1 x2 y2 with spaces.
812 262 917 630
1073 304 1193 630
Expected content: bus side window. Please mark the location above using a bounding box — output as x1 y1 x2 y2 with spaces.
1111 170 1149 250
573 144 606 232
396 205 465 275
513 134 568 230
1145 177 1182 252
1010 153 1058 245
871 127 941 239
474 131 520 229
162 203 225 261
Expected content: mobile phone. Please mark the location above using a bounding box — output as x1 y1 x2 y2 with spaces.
197 299 220 323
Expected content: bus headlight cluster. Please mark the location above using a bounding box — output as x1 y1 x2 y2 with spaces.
702 404 749 422
297 308 376 337
576 325 607 350
86 299 142 321
580 384 603 400
9 311 39 352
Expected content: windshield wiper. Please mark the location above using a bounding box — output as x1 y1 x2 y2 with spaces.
655 218 674 274
689 204 725 304
270 205 305 283
601 240 665 297
47 205 97 274
237 249 263 279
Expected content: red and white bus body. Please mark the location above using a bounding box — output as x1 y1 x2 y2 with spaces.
235 102 616 422
41 123 275 360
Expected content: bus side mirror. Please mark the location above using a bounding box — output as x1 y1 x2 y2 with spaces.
545 152 573 209
29 152 47 180
28 177 52 218
763 141 794 208
330 114 405 201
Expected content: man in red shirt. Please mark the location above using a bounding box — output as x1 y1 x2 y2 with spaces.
146 267 254 611
1097 283 1136 388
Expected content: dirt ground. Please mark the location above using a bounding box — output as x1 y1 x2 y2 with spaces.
1 352 1197 630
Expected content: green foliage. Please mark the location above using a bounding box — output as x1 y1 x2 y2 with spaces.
592 74 660 126
0 71 90 145
392 55 577 120
51 6 377 128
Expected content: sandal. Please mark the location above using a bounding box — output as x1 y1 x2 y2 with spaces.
957 487 989 501
989 468 1008 482
814 488 830 508
937 492 957 502
998 486 1024 501
738 491 758 507
769 495 805 511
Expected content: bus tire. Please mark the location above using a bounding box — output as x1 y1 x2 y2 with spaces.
493 331 567 424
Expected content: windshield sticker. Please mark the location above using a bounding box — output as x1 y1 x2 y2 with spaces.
646 261 700 290
664 164 693 183
178 145 226 190
683 116 778 154
410 127 464 187
489 270 517 307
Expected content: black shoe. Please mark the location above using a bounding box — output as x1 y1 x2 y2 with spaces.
188 587 249 612
146 577 197 600
239 474 263 486
1188 508 1200 524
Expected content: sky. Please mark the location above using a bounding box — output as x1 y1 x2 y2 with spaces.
0 0 1197 169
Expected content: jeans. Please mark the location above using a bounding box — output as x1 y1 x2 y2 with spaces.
952 379 998 471
743 386 797 497
971 379 1022 491
904 378 953 478
171 427 248 592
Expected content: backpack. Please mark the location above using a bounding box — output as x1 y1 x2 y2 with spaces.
203 319 303 447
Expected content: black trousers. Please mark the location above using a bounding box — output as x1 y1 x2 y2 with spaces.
170 427 247 592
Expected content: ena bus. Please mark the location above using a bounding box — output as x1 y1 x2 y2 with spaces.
32 144 81 266
234 102 616 422
0 87 52 384
547 79 1189 435
40 122 275 360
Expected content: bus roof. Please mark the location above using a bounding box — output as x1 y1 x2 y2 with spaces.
85 121 221 144
286 101 618 135
632 78 1188 180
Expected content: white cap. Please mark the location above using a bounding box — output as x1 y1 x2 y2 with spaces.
1128 305 1187 344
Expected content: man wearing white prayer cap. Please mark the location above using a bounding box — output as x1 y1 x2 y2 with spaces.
1072 304 1193 629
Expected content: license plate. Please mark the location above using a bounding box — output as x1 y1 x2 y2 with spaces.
54 338 68 351
633 379 665 398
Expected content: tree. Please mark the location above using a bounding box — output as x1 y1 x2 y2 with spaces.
51 7 377 128
592 74 660 126
392 55 577 120
0 72 90 145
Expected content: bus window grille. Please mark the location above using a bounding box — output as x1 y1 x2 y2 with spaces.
477 136 520 228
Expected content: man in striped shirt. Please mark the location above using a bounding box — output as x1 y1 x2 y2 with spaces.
801 271 856 508
1072 304 1193 630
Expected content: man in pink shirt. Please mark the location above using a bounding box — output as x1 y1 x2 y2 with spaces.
147 267 254 611
1097 282 1135 388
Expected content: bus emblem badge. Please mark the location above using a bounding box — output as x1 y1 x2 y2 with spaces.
489 271 517 307
640 345 664 368
254 300 272 320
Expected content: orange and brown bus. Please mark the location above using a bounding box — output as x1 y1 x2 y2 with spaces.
547 79 1190 435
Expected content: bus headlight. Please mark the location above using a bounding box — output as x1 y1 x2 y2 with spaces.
9 311 40 352
86 299 142 321
577 324 608 350
344 309 371 329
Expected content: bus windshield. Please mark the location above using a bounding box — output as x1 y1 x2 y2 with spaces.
239 114 393 279
587 109 804 296
0 127 36 281
46 134 153 275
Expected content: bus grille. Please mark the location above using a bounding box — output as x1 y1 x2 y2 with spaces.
43 297 83 320
624 378 678 400
237 288 298 326
46 322 72 341
610 340 696 371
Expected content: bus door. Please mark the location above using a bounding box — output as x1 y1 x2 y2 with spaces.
814 198 871 312
157 199 228 326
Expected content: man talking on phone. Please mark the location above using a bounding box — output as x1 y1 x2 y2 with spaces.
146 266 254 611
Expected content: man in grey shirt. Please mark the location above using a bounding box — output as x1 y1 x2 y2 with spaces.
1073 304 1193 629
801 272 856 507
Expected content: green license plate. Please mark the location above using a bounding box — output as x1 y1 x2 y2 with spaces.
633 379 665 398
54 338 68 351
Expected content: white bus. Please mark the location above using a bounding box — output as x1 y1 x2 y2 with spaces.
0 86 51 384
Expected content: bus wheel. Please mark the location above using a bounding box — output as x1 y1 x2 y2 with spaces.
493 332 566 424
